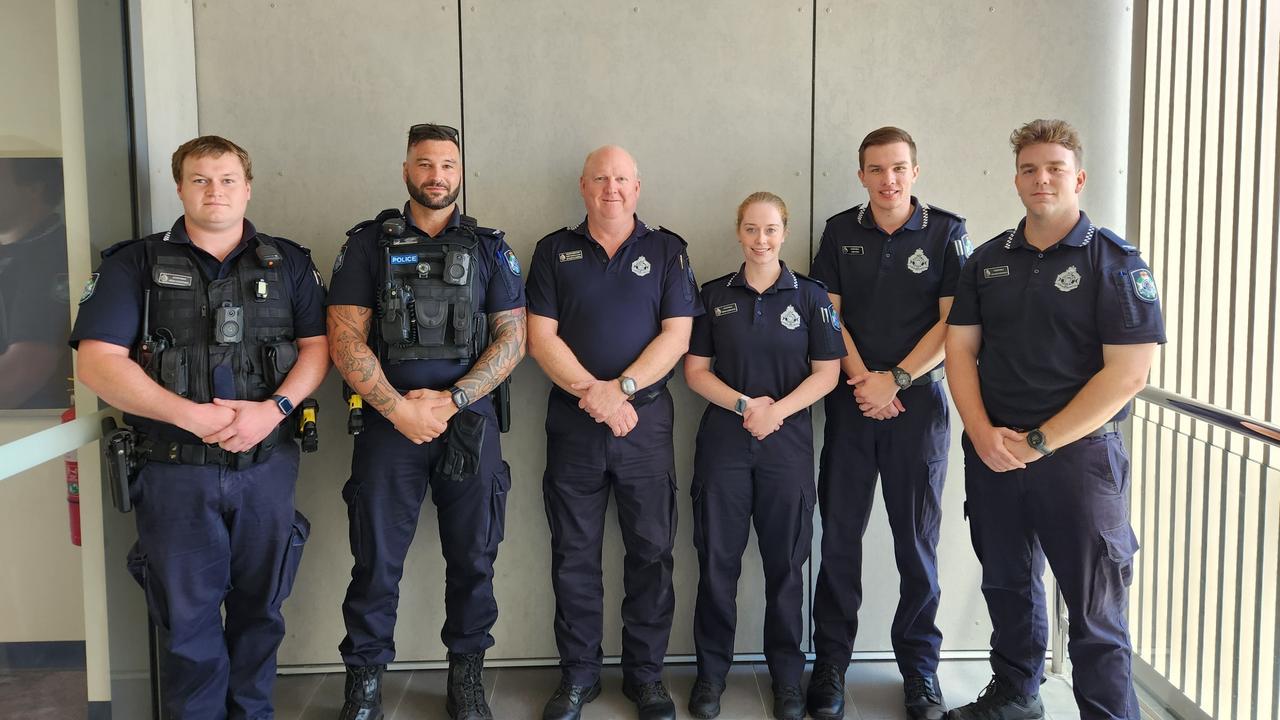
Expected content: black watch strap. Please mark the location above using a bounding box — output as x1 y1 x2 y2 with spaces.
890 366 912 389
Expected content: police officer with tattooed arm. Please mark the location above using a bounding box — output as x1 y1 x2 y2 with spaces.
326 123 527 720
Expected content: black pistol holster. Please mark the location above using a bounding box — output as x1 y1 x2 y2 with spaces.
434 410 485 482
101 417 137 513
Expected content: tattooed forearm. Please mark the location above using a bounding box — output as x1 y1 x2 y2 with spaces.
455 307 527 400
326 305 403 416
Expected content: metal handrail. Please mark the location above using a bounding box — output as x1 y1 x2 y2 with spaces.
0 408 111 483
1136 386 1280 448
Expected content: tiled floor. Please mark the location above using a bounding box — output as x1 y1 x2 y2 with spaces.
273 659 1087 719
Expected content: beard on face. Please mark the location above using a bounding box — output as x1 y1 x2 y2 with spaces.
406 178 460 210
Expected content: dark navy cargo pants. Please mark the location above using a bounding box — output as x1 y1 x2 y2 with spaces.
691 407 815 688
542 388 678 686
128 442 307 720
339 404 510 666
812 380 950 677
962 431 1140 720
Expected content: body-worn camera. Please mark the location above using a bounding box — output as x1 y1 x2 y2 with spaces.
214 303 244 344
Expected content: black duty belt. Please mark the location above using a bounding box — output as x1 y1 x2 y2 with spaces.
137 424 294 470
1009 421 1121 439
912 368 946 386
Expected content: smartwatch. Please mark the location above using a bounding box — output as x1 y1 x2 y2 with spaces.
449 385 469 410
1026 428 1054 457
619 376 638 397
734 395 750 416
271 394 294 416
890 366 913 390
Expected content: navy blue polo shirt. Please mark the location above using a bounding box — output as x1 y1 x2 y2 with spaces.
70 217 328 438
810 197 968 370
947 212 1166 429
688 262 845 402
525 215 704 394
326 205 525 392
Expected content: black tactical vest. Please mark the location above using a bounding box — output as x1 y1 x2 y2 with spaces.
137 233 298 403
371 210 487 363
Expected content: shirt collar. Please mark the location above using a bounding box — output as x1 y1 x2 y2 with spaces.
725 260 799 295
1004 211 1095 251
403 203 461 238
857 196 929 232
165 217 258 247
569 214 654 245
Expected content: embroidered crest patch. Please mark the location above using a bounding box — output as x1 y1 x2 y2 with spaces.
780 305 801 330
907 248 929 274
503 249 521 276
1055 265 1082 292
1131 268 1158 302
631 255 651 277
79 273 99 304
821 304 841 331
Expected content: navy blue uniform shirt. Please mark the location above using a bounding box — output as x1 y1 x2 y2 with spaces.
71 217 328 348
69 217 328 438
947 212 1166 429
325 205 525 393
688 262 845 402
809 198 968 370
525 215 704 395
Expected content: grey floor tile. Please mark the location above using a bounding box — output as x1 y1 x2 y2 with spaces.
0 670 87 720
388 666 498 720
273 673 323 720
843 662 906 719
487 665 561 720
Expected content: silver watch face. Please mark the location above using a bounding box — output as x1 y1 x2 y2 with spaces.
620 377 637 395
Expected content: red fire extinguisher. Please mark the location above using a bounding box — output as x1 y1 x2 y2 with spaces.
61 407 81 546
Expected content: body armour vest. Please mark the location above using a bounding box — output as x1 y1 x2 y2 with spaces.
136 234 298 403
373 210 488 363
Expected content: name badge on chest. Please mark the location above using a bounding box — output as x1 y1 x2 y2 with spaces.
983 266 1010 279
713 303 738 317
558 249 583 263
841 245 864 256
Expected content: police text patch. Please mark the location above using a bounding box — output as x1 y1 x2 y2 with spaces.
713 303 738 317
983 266 1010 279
558 249 583 263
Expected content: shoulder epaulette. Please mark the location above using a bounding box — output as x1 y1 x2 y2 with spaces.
461 216 505 240
923 203 966 222
346 208 401 237
100 237 146 259
793 270 828 290
702 272 735 290
1098 227 1140 255
260 234 312 256
826 204 863 224
657 226 689 247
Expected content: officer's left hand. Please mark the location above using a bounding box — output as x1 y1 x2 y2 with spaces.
743 399 783 440
848 371 901 416
1002 432 1045 466
571 379 628 423
205 398 285 453
405 388 459 425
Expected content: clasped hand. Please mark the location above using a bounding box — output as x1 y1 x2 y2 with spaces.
847 371 906 420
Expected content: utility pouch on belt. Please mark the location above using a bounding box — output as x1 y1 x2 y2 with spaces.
101 417 136 513
434 409 485 482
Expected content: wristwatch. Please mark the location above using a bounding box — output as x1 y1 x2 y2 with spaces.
734 395 749 415
619 376 638 397
890 366 912 390
449 385 469 410
271 394 294 416
1026 428 1054 457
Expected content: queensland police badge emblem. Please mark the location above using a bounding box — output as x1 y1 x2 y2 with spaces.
1131 268 1158 302
906 248 929 274
631 255 651 277
1055 265 1082 292
780 305 801 330
79 273 99 304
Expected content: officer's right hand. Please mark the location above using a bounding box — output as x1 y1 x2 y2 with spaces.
867 397 906 421
178 403 236 439
972 424 1028 472
389 395 451 444
604 401 638 437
